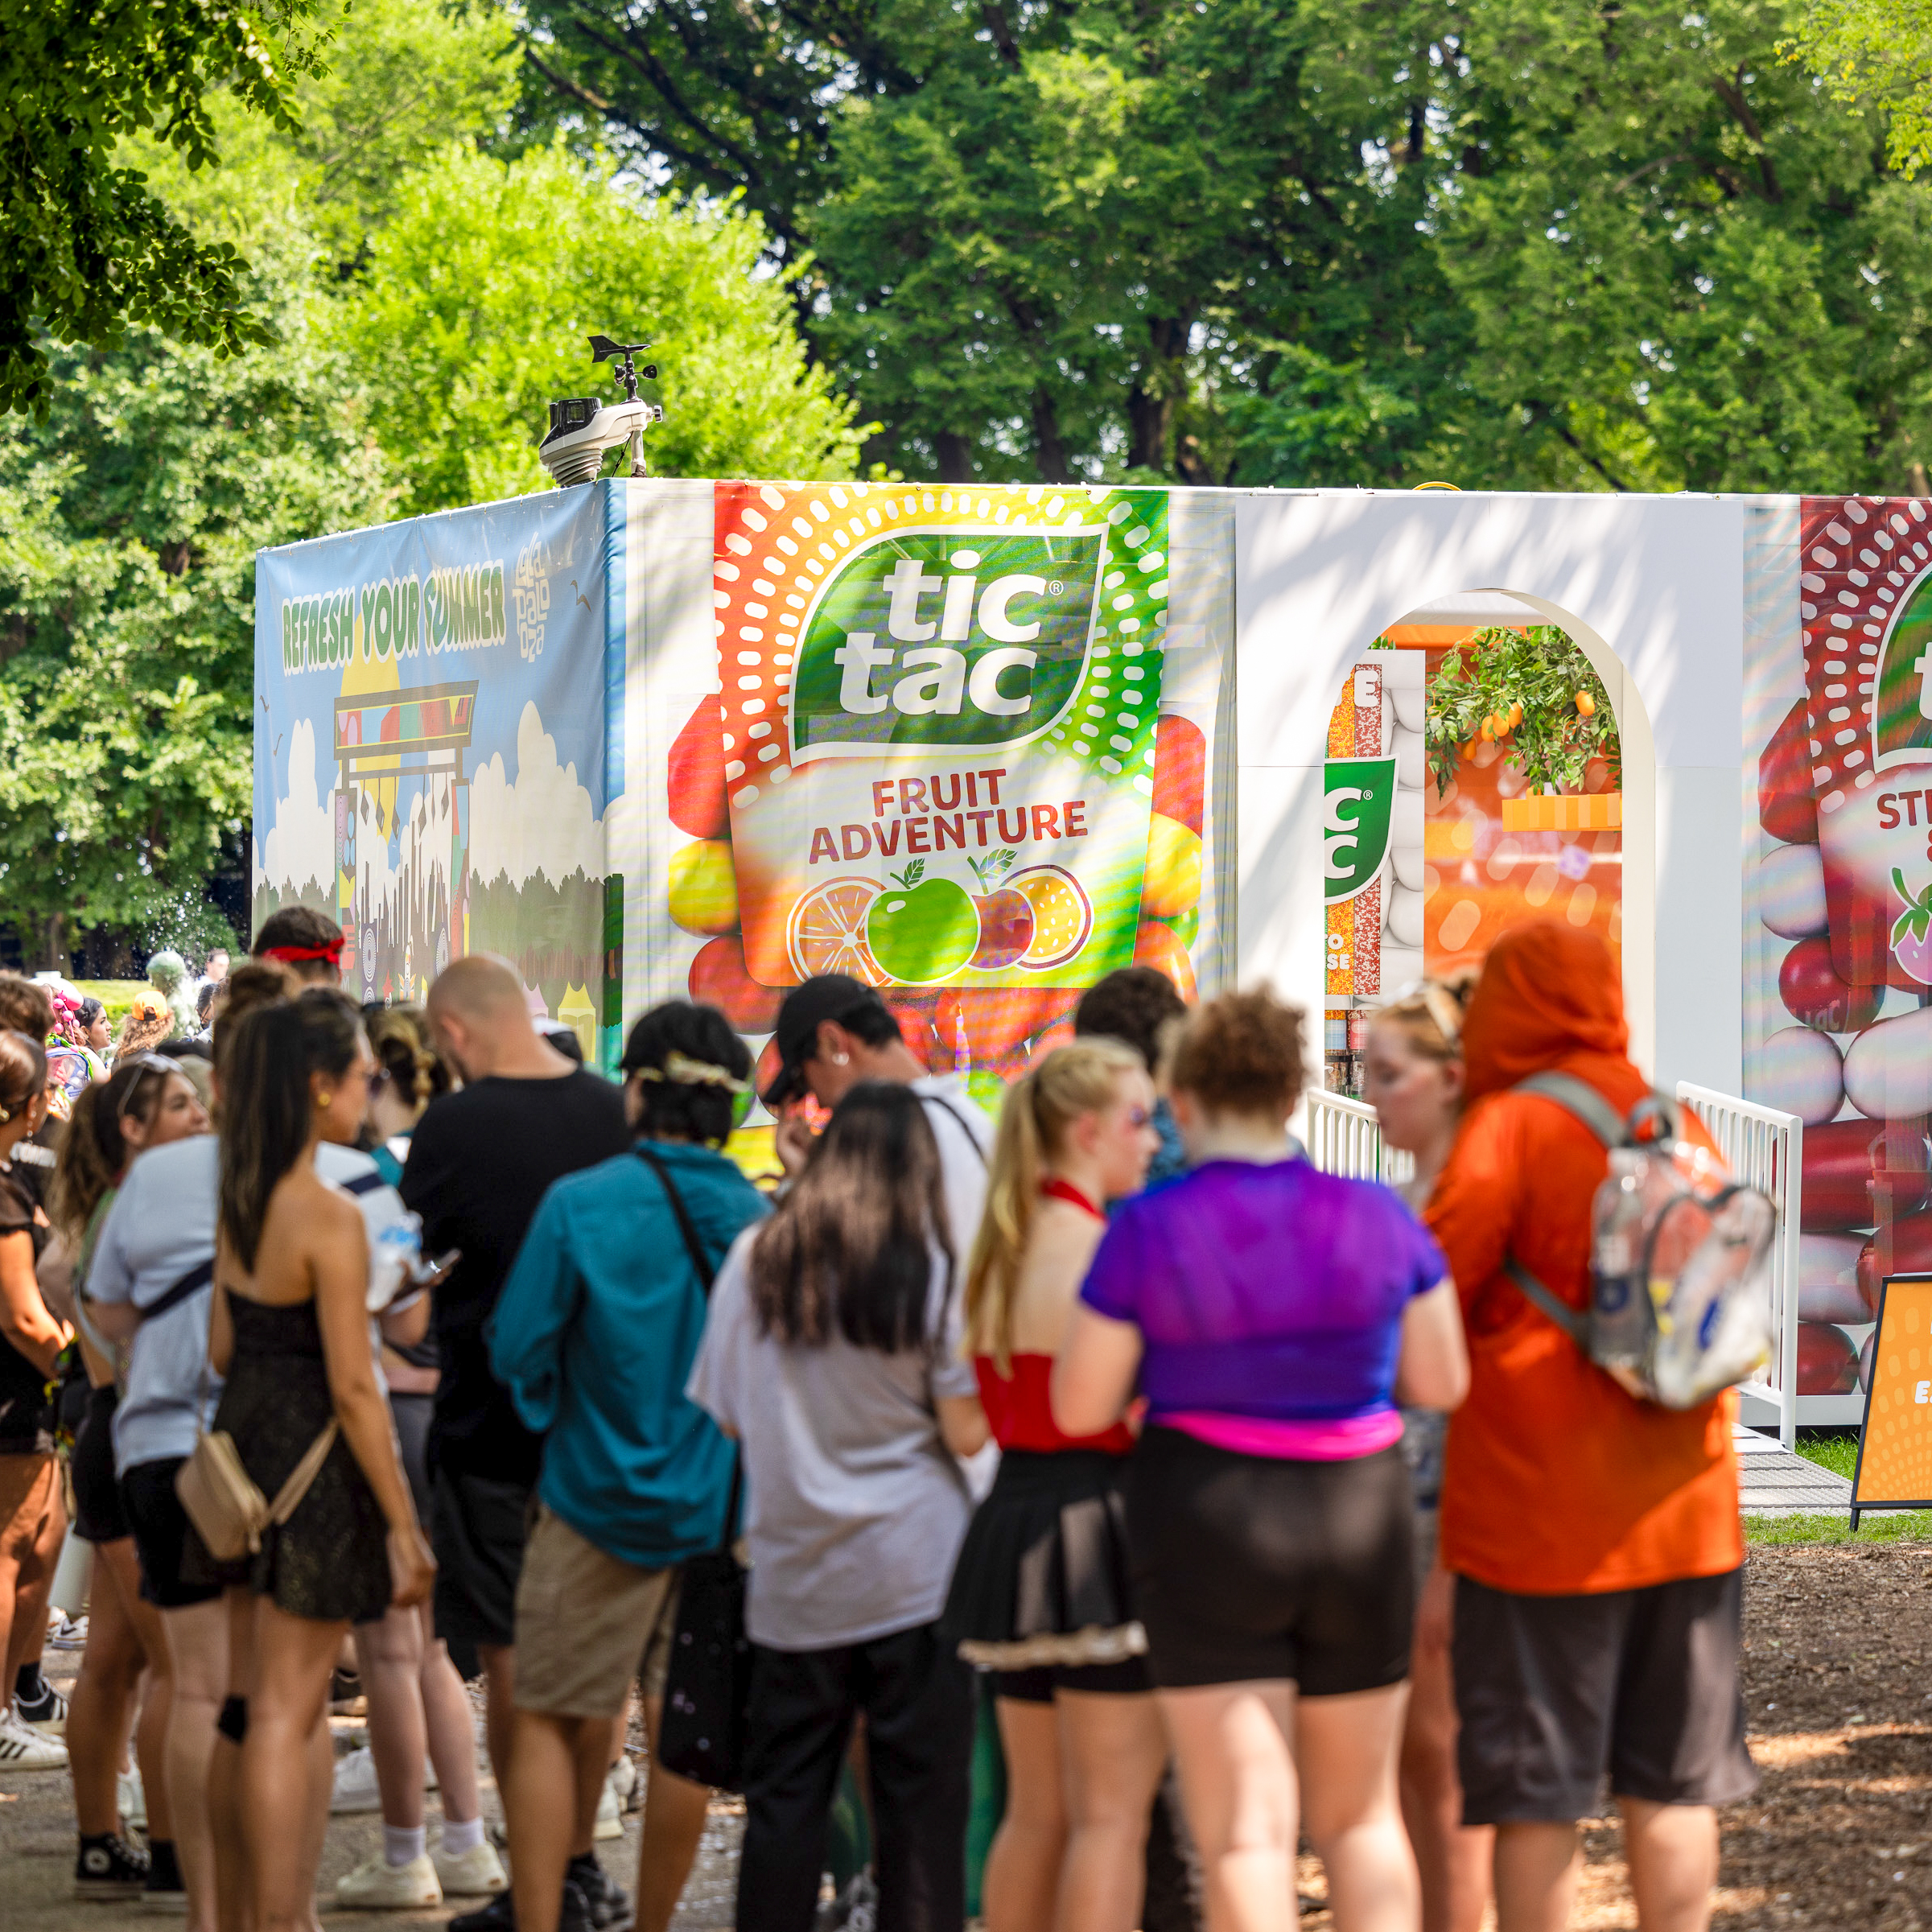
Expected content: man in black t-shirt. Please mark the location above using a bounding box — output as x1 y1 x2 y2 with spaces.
403 957 628 1899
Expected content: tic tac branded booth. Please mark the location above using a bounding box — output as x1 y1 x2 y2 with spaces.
254 481 1924 1416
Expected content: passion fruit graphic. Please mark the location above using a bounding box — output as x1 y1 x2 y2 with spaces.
1010 865 1094 970
865 861 982 985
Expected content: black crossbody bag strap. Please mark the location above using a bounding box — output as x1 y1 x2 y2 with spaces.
919 1094 987 1167
633 1147 739 1547
139 1257 215 1326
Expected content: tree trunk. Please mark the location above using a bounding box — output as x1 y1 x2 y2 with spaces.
934 432 974 482
1127 316 1190 472
41 911 65 973
1031 387 1070 484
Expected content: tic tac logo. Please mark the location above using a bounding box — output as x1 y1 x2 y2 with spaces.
1324 758 1396 902
1870 562 1932 772
789 529 1104 758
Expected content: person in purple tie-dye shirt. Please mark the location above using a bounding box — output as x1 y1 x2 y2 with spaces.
1054 987 1469 1932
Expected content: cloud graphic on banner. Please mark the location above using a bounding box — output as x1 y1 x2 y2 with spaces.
469 701 603 887
257 719 335 896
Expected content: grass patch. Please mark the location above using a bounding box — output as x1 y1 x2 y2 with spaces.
1796 1430 1859 1480
1746 1510 1932 1544
67 979 152 1033
1745 1427 1932 1543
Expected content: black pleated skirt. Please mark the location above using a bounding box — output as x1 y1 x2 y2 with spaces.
940 1448 1146 1670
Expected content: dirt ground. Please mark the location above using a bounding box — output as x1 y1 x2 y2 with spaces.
1291 1542 1932 1929
6 1540 1930 1928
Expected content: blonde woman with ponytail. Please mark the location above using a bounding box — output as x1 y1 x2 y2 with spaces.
941 1039 1164 1932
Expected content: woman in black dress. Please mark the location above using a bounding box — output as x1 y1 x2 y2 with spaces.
204 989 435 1932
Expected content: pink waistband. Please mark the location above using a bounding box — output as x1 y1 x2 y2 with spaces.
1159 1407 1405 1462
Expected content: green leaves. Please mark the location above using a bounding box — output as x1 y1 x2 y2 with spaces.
1893 868 1932 946
968 848 1018 890
1786 0 1932 180
1424 626 1621 798
0 0 339 414
0 225 396 952
517 0 1932 491
324 142 863 517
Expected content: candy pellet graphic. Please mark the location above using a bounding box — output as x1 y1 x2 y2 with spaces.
1798 498 1932 987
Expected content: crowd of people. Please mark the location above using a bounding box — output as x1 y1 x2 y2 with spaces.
0 910 1754 1932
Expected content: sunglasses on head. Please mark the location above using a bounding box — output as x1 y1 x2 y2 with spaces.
115 1055 186 1127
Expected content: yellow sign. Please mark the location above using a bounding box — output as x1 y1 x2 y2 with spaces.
1851 1275 1932 1525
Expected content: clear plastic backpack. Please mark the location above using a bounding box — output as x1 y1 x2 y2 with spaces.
1504 1073 1774 1409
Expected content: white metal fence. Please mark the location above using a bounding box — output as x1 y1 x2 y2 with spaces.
1304 1090 1417 1189
1676 1082 1802 1452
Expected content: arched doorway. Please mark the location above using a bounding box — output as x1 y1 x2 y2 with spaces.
1318 590 1658 1098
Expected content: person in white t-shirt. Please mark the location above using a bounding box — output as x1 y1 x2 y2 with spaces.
763 975 994 1260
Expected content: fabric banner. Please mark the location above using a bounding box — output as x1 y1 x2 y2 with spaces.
255 479 1233 1110
253 491 620 1061
1741 495 1932 1399
645 479 1234 1114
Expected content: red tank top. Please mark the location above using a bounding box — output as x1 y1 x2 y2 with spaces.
974 1179 1136 1455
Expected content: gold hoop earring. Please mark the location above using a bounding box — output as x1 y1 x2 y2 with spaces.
317 1091 333 1108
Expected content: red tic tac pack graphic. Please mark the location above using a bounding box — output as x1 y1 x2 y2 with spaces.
1799 497 1932 988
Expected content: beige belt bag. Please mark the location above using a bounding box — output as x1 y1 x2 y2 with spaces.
175 1419 339 1565
174 1256 340 1564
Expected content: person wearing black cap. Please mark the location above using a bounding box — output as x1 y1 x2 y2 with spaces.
763 975 994 1258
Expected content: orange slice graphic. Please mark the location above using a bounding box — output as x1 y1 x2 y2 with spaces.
1010 866 1094 970
786 876 887 985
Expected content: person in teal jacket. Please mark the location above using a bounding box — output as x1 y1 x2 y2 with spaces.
487 1000 768 1932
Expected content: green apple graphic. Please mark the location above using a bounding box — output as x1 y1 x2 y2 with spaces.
867 860 981 985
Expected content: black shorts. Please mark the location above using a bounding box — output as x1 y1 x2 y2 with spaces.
391 1394 434 1534
996 1655 1151 1703
1452 1568 1758 1825
1124 1426 1414 1695
71 1386 130 1544
121 1456 222 1609
431 1465 532 1678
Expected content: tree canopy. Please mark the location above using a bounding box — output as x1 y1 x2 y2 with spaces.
520 0 1932 491
329 142 864 516
0 0 857 966
1787 0 1932 180
0 0 338 415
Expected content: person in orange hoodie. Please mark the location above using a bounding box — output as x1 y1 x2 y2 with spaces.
1426 923 1755 1932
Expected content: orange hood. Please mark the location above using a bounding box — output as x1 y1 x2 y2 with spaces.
1460 921 1640 1105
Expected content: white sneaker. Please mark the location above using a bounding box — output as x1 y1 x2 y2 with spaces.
330 1742 438 1813
594 1770 623 1840
433 1838 508 1898
0 1708 68 1769
609 1753 638 1808
332 1744 382 1813
334 1852 443 1909
119 1764 146 1831
15 1681 68 1736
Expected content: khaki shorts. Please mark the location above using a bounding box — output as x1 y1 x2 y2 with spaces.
513 1504 683 1719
